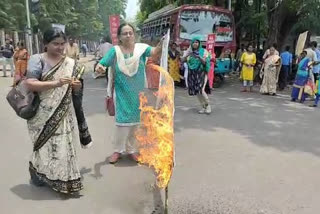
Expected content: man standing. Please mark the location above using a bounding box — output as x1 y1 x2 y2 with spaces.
65 37 79 60
81 43 88 57
279 46 292 90
0 38 15 77
93 36 113 79
311 41 320 82
304 41 318 84
96 36 113 58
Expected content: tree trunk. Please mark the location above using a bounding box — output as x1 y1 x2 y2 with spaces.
234 0 244 47
213 0 226 7
34 33 40 54
0 29 5 46
266 0 299 50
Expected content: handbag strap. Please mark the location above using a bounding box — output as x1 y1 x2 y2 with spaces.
110 67 115 98
110 59 116 97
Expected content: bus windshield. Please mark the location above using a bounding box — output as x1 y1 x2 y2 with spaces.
179 10 233 42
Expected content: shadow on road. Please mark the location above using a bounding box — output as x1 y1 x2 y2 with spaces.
10 184 83 201
10 184 60 201
173 79 320 158
10 167 94 201
114 155 139 168
82 74 320 158
90 155 138 180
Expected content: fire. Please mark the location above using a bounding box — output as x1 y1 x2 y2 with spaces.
135 64 175 189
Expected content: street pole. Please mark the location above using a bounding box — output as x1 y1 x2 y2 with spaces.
228 0 232 11
0 29 5 46
257 0 261 49
25 0 33 55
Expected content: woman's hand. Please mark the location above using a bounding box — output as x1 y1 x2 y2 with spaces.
151 37 165 59
196 55 206 65
95 63 106 74
71 78 82 91
157 36 165 47
54 78 72 88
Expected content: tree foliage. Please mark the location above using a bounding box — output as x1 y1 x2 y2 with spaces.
3 0 320 44
0 0 127 40
266 0 320 48
0 0 26 30
137 0 320 48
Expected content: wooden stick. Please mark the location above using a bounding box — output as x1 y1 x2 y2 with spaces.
164 186 169 214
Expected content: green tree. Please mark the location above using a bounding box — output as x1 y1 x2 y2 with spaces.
67 0 104 40
98 0 127 36
0 0 26 30
138 0 320 48
0 0 127 40
266 0 320 48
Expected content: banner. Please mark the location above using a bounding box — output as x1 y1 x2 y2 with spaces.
52 24 65 33
109 15 120 45
160 29 170 70
206 34 215 54
296 31 308 56
206 34 216 88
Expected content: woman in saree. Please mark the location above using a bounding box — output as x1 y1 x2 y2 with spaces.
310 75 320 107
25 27 92 194
168 42 181 85
13 41 29 85
260 46 282 95
182 37 211 114
96 23 162 164
291 51 312 103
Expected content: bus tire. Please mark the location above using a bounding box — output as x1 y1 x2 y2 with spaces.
213 74 224 88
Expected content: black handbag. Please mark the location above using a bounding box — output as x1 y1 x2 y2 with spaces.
6 81 40 120
6 54 44 120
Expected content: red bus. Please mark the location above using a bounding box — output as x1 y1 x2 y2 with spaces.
141 4 236 57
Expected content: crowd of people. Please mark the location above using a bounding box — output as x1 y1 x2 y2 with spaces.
0 39 29 85
2 22 320 196
0 36 88 85
160 38 320 112
1 24 164 194
235 41 320 107
2 23 212 195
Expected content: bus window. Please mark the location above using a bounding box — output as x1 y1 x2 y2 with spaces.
170 24 175 35
179 10 233 42
156 25 161 36
165 23 170 34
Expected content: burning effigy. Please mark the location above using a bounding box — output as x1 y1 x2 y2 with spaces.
135 61 175 213
135 30 174 213
136 64 174 188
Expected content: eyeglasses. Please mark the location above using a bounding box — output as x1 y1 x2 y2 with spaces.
121 32 134 36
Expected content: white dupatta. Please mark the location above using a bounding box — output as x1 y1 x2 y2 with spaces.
107 43 150 97
114 43 149 77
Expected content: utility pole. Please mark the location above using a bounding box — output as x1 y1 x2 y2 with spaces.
256 0 262 49
25 0 33 55
228 0 232 11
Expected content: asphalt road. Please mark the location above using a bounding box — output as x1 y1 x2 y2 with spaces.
1 58 320 214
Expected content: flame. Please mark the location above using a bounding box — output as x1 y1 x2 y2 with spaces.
135 64 175 189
